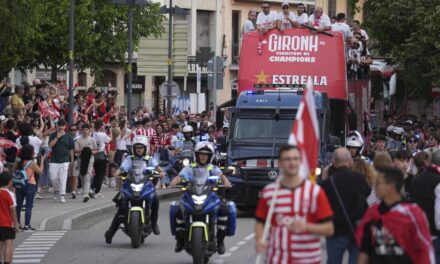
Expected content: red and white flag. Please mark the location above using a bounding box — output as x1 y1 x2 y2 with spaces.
288 77 320 179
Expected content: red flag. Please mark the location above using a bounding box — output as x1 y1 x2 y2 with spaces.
288 77 320 179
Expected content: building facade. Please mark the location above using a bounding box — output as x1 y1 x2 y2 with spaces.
8 0 366 115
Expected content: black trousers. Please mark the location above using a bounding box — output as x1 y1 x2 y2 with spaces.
175 203 228 242
109 194 159 234
114 150 126 166
91 158 107 194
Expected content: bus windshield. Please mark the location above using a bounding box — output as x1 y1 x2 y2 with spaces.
233 118 294 139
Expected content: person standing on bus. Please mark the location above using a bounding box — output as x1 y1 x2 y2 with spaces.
277 1 299 31
256 1 278 34
308 6 331 31
243 10 257 34
296 3 309 25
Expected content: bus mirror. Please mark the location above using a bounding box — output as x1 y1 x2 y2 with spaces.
216 109 224 129
348 112 357 130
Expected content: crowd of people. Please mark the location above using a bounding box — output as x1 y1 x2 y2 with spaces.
0 78 228 229
259 114 440 263
242 1 371 80
256 141 439 263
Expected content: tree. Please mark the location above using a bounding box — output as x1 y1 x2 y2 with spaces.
364 0 440 97
12 0 165 82
0 0 40 79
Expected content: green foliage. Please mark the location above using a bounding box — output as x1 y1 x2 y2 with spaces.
0 0 40 79
347 0 360 17
0 0 165 81
364 0 440 98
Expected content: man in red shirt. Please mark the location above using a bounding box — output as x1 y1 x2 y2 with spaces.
255 145 334 264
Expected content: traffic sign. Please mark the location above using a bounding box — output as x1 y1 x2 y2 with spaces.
159 81 180 98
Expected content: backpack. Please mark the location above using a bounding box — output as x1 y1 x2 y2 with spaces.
13 161 32 189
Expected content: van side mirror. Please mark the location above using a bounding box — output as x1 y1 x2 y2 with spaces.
216 109 224 130
348 112 357 131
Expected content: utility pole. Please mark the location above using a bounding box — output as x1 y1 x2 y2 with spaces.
68 0 74 127
127 2 133 123
160 1 186 117
167 0 173 117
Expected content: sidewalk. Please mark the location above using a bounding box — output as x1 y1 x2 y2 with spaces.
19 184 180 231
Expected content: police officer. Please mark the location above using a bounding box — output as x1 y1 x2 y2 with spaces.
346 131 370 162
179 125 196 159
104 136 164 244
170 142 232 254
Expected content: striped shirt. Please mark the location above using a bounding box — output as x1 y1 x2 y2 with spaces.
256 180 333 264
150 134 171 154
131 127 156 141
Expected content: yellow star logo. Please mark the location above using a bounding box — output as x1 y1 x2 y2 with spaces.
255 70 269 84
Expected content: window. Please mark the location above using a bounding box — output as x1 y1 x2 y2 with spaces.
78 72 87 87
233 118 294 139
102 70 117 87
231 10 241 64
328 0 337 19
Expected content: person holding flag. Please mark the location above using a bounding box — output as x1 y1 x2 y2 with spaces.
255 78 335 264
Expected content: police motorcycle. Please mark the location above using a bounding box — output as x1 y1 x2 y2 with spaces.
171 173 235 264
118 163 160 248
170 143 236 264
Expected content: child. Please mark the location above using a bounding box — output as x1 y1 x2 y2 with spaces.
0 171 19 264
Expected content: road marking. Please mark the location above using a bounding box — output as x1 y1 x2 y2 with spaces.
13 251 48 254
213 232 255 263
13 231 66 263
244 233 255 240
15 247 52 250
229 246 239 252
14 254 45 258
12 259 41 263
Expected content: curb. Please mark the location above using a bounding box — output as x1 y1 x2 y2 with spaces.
62 189 181 231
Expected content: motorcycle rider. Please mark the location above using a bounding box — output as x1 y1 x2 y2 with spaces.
386 125 405 151
104 136 165 244
346 131 370 162
179 125 196 159
170 141 232 255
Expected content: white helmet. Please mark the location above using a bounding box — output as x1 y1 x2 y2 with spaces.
346 131 364 151
194 141 215 163
132 136 149 155
182 125 194 133
392 126 404 135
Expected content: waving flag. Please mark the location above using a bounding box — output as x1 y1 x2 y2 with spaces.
288 77 320 179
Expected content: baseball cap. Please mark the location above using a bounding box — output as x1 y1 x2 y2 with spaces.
0 115 6 123
282 1 289 7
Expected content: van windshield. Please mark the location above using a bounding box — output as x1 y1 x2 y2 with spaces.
233 118 294 139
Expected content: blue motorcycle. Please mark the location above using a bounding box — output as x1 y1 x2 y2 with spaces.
171 174 236 264
120 163 159 248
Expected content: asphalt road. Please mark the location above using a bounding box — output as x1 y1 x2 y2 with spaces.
12 197 258 264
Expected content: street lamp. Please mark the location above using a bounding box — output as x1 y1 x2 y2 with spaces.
110 0 150 124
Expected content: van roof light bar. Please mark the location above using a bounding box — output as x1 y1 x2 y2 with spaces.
253 84 306 93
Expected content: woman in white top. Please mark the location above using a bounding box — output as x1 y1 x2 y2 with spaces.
91 120 111 197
